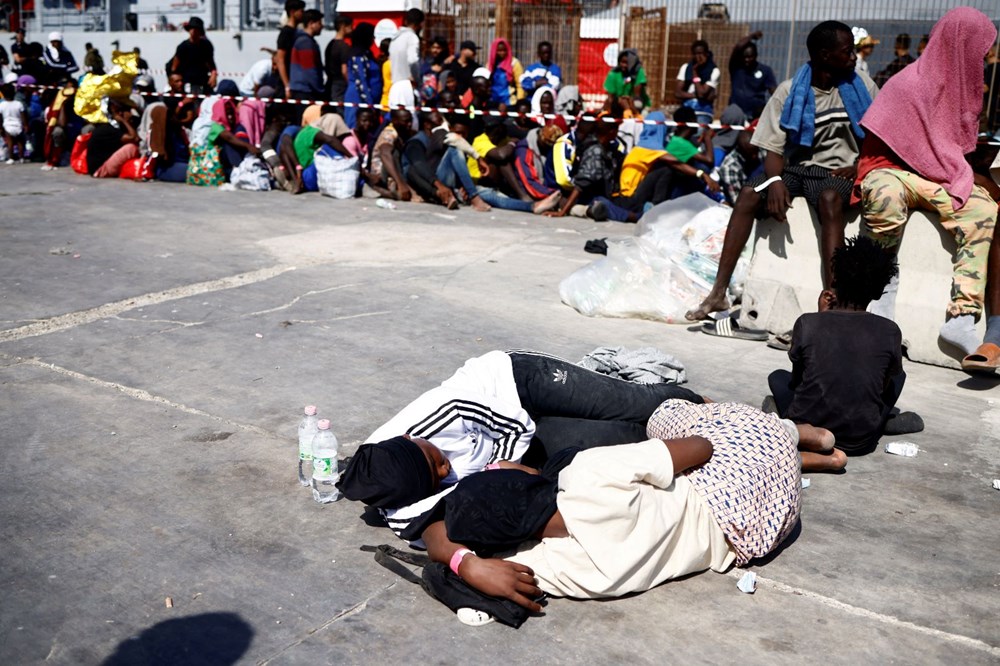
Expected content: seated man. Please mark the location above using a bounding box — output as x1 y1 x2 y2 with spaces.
362 108 414 200
86 98 141 177
467 120 533 202
337 350 705 538
417 399 816 612
853 7 998 368
687 20 878 321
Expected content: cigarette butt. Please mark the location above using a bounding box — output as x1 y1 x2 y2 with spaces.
165 597 174 608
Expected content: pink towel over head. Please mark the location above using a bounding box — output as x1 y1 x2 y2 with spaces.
238 99 266 147
860 7 996 210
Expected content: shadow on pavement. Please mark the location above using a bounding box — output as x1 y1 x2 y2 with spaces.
101 612 253 666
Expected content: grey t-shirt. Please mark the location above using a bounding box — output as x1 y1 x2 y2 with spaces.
751 73 879 170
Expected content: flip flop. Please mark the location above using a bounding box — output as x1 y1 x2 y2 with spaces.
961 343 1000 373
456 607 495 627
767 331 793 351
701 315 769 341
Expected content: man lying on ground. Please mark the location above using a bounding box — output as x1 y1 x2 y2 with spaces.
415 399 818 611
336 350 705 538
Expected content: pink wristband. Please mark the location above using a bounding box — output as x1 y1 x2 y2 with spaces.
449 548 473 576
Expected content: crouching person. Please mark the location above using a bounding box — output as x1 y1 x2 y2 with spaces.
415 399 810 613
87 98 140 178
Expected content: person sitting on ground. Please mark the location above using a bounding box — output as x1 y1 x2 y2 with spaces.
343 22 382 129
514 123 562 202
291 111 354 193
667 106 715 170
554 85 582 121
605 49 649 113
529 85 568 132
402 111 463 209
486 38 524 107
412 398 811 613
362 108 414 199
873 33 915 87
336 350 706 538
86 97 141 177
0 83 28 164
765 235 921 470
717 119 763 206
504 98 537 141
686 20 879 322
41 78 79 170
188 87 261 181
467 119 533 203
853 7 998 370
675 40 720 126
520 41 562 98
728 31 777 119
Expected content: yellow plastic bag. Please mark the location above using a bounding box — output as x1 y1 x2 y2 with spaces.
73 51 140 123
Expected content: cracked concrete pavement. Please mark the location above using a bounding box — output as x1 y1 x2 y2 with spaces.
1 168 998 665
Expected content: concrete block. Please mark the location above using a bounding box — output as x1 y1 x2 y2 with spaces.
739 198 983 370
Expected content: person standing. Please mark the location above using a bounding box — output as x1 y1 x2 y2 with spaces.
343 22 382 128
42 32 79 83
84 43 105 75
10 28 28 73
324 14 353 105
448 41 480 96
674 40 719 124
852 27 878 76
520 41 562 98
873 34 914 88
288 10 325 103
486 37 524 106
388 8 424 111
275 0 306 96
728 31 777 119
169 17 217 93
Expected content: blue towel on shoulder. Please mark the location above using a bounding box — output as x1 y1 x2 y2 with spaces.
779 63 872 147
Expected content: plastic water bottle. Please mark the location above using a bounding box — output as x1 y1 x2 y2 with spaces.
311 419 341 503
297 405 319 486
375 198 397 210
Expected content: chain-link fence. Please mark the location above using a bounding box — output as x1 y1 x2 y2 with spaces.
421 0 1000 127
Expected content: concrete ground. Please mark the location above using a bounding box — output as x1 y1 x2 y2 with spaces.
1 167 998 665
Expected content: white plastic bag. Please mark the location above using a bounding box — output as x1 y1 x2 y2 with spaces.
230 155 272 191
315 151 359 200
560 193 750 323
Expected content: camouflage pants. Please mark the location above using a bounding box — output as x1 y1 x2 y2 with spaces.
860 168 997 317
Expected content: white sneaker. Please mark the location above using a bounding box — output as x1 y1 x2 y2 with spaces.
4 159 14 165
40 164 55 171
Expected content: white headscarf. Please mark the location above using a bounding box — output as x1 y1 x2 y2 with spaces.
530 85 555 116
189 95 220 147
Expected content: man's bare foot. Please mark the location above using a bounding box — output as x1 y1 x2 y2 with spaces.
471 195 491 212
685 292 730 321
800 448 847 473
532 191 562 214
796 423 836 453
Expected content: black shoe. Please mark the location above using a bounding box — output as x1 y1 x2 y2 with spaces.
883 411 924 435
761 395 778 414
587 200 609 221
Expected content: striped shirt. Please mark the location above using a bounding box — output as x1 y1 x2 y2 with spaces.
365 351 535 539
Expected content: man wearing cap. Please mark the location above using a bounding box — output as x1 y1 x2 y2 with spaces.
10 28 28 73
42 32 78 82
448 41 480 96
169 17 217 94
388 8 425 111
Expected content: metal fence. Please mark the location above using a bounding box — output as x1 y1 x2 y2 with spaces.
420 0 1000 124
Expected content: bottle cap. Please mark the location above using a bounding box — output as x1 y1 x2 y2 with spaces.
317 419 331 430
304 405 317 416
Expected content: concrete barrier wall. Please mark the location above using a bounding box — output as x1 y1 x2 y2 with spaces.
739 197 984 370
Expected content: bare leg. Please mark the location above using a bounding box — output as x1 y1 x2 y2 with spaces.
470 194 491 212
796 423 835 453
800 449 847 472
686 185 761 320
817 188 847 289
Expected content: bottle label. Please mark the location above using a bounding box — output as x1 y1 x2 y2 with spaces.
313 456 335 480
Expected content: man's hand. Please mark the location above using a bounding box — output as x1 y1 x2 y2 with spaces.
477 158 491 179
248 145 262 157
830 165 856 181
817 289 837 312
543 209 565 218
767 180 793 222
703 176 721 195
398 185 412 202
496 460 540 475
459 556 543 612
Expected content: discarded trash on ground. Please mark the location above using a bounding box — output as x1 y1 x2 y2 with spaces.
737 571 757 594
885 441 919 457
801 478 811 489
992 479 1000 491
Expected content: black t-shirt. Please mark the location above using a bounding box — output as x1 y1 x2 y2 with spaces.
173 38 216 86
324 39 351 93
448 59 480 95
786 310 903 447
87 123 127 174
277 25 297 71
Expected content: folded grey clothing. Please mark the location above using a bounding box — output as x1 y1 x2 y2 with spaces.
578 346 686 385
